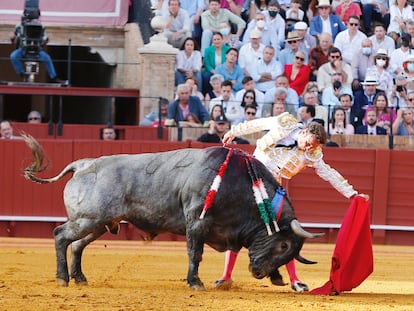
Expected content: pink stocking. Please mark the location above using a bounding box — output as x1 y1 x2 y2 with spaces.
285 259 301 284
219 250 239 280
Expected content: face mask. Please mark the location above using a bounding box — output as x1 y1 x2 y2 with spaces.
220 28 230 36
408 63 414 72
268 11 278 17
256 20 266 28
376 59 386 67
362 47 371 56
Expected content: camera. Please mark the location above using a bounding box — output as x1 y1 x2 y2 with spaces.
397 85 404 92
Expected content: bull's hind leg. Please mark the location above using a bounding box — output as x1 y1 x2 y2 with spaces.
70 226 107 285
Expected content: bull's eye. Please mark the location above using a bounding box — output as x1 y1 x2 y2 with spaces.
281 242 288 251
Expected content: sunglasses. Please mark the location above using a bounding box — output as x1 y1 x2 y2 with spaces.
295 56 305 61
246 111 256 115
408 98 414 102
330 55 341 59
319 6 330 9
349 23 359 26
28 117 40 121
289 40 298 43
376 56 387 60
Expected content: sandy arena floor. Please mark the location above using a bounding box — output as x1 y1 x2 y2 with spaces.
0 238 413 311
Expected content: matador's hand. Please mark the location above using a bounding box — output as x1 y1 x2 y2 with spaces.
356 193 370 201
222 132 235 145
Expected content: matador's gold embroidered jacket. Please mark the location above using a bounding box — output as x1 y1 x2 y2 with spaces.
230 112 357 198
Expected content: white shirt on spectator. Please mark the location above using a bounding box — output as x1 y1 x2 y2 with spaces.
238 42 266 76
250 58 283 92
334 29 367 64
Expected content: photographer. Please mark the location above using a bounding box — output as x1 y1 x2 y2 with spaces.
9 8 63 83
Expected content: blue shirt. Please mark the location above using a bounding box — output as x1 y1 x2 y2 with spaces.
215 63 244 91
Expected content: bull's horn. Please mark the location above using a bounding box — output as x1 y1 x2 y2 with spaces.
295 254 317 265
290 219 324 239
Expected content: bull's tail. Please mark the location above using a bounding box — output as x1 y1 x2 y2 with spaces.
23 134 76 184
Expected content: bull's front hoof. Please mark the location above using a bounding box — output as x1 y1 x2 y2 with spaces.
56 278 69 287
269 270 287 286
190 284 206 291
72 274 88 285
213 279 233 290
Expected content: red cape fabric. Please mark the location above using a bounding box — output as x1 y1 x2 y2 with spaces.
310 196 373 295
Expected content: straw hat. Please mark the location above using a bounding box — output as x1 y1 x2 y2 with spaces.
285 30 301 42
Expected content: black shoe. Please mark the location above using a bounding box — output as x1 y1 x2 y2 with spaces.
20 73 28 82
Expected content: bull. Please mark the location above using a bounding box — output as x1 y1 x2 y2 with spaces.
23 135 319 290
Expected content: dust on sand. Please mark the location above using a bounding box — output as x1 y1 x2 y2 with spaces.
0 238 413 311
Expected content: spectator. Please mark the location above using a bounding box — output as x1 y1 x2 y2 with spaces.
353 74 382 115
317 47 353 92
286 0 305 28
205 103 225 127
270 87 296 116
10 10 63 83
185 76 204 101
102 127 116 140
176 0 206 42
398 20 414 48
339 93 364 129
355 109 387 135
387 0 413 37
264 0 286 52
219 21 241 49
389 36 411 75
243 12 281 54
140 98 169 127
300 81 322 106
302 91 328 126
240 89 258 110
27 110 42 123
175 38 202 92
197 114 249 143
200 0 246 56
179 112 203 127
272 100 287 116
294 21 317 55
0 120 22 140
329 106 355 135
238 29 265 77
251 45 283 93
351 38 375 92
297 104 316 125
204 74 224 110
308 32 333 81
390 74 409 109
284 50 310 96
335 0 362 24
360 0 390 36
161 0 191 48
321 74 353 107
168 84 209 125
401 54 414 91
219 0 244 15
334 16 367 65
264 74 299 114
235 76 265 117
309 0 347 41
210 80 243 123
215 48 244 91
279 30 308 67
365 49 394 97
202 32 230 95
247 0 272 21
368 24 396 55
233 103 258 125
364 92 396 134
392 107 414 135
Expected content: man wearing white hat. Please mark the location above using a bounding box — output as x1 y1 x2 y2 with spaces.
309 0 347 41
278 30 308 67
353 73 381 113
295 21 316 54
238 28 265 76
334 16 367 64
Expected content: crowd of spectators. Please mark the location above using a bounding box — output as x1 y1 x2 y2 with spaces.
149 0 414 138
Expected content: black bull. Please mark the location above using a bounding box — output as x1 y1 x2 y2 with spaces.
23 135 318 290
